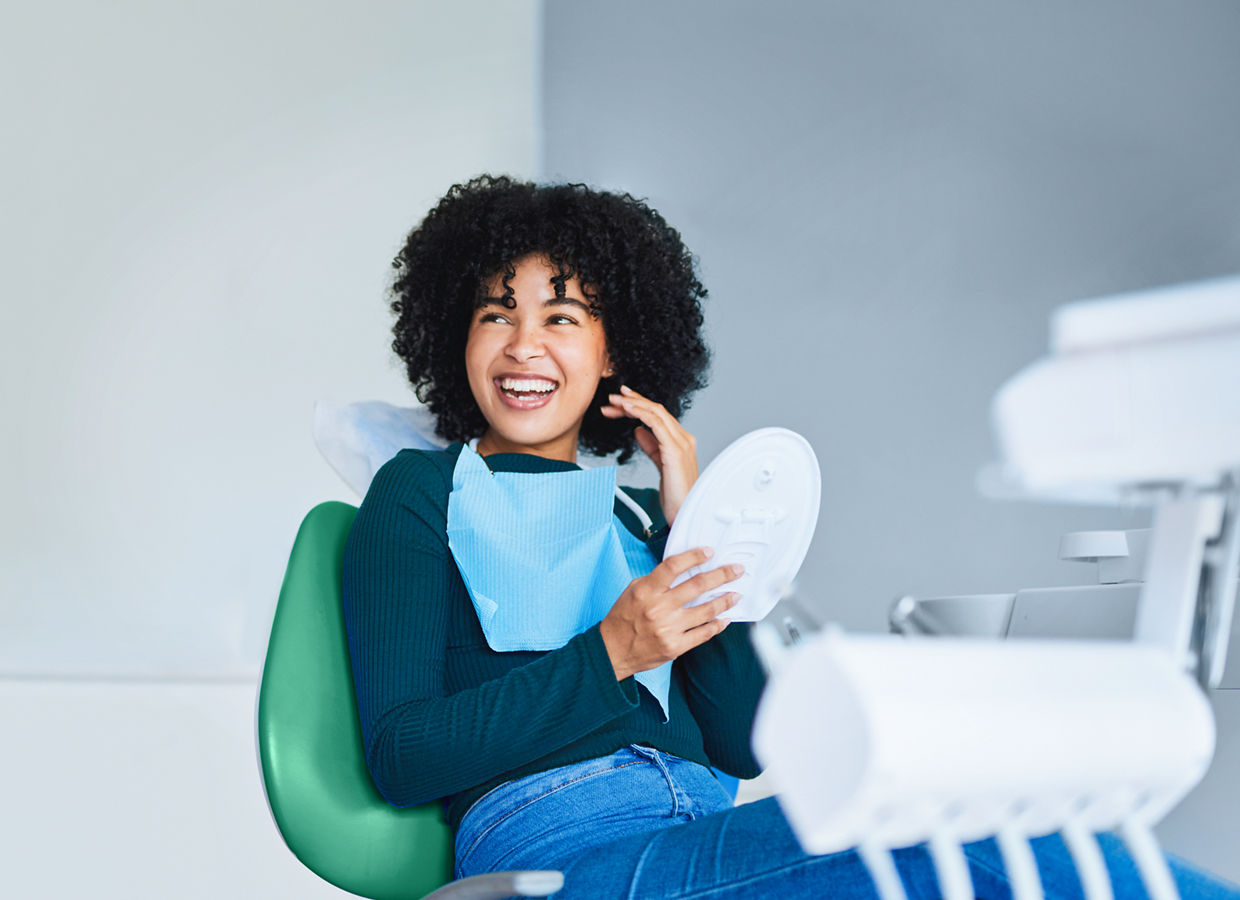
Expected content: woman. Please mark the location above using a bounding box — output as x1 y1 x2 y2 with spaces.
343 176 1236 898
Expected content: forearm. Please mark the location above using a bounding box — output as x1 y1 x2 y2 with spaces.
365 625 639 805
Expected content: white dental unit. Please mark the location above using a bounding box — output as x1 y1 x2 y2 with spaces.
748 276 1240 900
891 274 1240 690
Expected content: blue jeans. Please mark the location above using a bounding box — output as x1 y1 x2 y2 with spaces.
455 746 1238 899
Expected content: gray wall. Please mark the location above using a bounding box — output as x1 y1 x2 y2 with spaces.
542 0 1240 881
543 0 1240 631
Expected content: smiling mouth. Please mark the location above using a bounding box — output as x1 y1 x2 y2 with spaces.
495 376 558 408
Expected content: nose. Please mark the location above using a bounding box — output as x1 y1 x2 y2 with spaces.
504 321 545 362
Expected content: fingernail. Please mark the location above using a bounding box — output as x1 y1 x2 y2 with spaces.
731 564 745 576
620 384 633 393
703 547 714 558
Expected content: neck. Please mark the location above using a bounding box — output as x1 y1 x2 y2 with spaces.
475 431 579 463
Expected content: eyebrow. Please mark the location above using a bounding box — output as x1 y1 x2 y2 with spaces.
477 295 592 313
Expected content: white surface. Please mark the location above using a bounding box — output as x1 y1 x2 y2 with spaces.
991 328 1240 495
1058 531 1131 563
1134 495 1224 669
1052 276 1240 354
991 278 1240 497
753 632 1214 855
0 0 540 679
737 689 1240 884
665 428 821 621
313 400 446 498
891 592 1016 638
1006 584 1139 641
1156 688 1240 883
0 679 347 899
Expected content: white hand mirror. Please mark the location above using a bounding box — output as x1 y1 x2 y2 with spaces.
664 427 821 621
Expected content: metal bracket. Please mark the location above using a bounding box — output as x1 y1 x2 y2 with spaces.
1134 485 1236 688
1200 475 1240 688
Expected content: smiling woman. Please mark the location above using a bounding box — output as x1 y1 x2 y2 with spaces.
467 255 613 461
388 175 710 464
341 176 1240 899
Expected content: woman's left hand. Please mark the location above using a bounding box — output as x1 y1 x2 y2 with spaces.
600 385 697 525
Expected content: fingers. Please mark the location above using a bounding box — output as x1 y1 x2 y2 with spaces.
633 426 662 466
656 546 716 585
687 589 739 625
651 590 738 661
653 554 745 636
671 562 745 607
601 386 660 418
610 386 694 454
605 560 741 677
608 387 698 527
605 387 691 444
682 592 738 645
656 552 745 597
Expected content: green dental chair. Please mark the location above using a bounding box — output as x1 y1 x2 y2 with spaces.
257 501 563 899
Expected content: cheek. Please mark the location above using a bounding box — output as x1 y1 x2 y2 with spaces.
563 347 609 388
463 336 493 396
464 329 487 371
577 329 610 373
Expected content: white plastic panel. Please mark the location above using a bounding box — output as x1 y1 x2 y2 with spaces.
753 632 1215 855
991 331 1240 493
665 428 821 621
1051 276 1240 354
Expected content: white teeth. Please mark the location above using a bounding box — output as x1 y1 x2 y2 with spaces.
500 377 556 393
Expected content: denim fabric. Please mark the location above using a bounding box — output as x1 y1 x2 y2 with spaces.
455 746 1240 899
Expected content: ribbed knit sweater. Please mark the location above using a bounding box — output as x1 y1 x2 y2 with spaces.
342 443 766 830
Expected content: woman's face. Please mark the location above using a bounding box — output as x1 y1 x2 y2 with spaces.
466 255 612 462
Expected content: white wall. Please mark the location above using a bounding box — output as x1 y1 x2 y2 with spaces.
2 0 541 679
2 1 541 895
1 680 349 899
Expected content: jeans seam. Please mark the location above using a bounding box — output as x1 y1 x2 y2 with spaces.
671 854 826 899
457 760 645 868
632 745 681 818
962 843 1015 886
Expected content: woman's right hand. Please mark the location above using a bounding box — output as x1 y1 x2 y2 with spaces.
598 548 744 682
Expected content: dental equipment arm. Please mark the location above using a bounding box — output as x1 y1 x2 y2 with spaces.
988 275 1240 688
751 275 1240 900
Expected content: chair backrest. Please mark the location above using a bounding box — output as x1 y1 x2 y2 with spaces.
257 501 453 900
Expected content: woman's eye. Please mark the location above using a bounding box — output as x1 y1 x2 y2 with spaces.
548 314 577 326
479 312 509 324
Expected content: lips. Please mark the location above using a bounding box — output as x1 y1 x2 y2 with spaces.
494 375 558 409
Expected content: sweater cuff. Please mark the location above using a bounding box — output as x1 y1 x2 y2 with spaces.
645 524 670 559
578 624 641 709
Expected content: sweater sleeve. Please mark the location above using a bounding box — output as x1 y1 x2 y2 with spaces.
678 623 767 779
626 485 767 779
342 452 640 807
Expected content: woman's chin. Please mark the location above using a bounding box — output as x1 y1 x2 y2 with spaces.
480 421 580 458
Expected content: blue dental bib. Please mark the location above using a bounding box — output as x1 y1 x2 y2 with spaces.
446 443 672 718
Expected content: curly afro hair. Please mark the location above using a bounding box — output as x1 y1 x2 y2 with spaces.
390 175 710 462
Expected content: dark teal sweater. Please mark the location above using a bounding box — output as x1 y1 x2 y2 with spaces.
342 443 766 830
